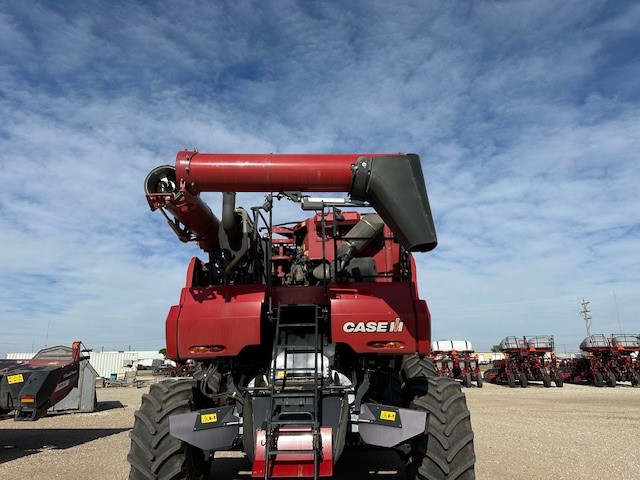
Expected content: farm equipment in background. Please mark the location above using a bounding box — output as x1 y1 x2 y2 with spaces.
483 335 563 388
430 340 482 388
561 334 640 387
609 335 640 385
0 341 86 420
127 151 476 480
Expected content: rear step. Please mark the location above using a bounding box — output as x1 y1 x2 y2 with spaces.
259 303 326 479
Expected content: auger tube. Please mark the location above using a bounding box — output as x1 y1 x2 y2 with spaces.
164 151 437 253
144 165 221 252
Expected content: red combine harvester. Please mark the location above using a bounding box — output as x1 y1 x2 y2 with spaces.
430 340 482 388
561 334 640 387
483 336 563 388
0 342 85 420
127 152 476 480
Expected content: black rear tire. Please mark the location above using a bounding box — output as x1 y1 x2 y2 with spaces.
519 373 528 388
402 355 437 403
593 371 604 387
543 373 551 388
554 375 564 388
462 373 472 388
476 375 483 389
606 372 616 387
408 376 475 480
507 372 516 388
127 379 212 480
403 354 438 378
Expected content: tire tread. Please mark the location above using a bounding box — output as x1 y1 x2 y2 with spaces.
410 376 475 480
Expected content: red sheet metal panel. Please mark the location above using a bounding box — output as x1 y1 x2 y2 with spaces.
173 285 265 360
165 305 180 359
330 283 423 354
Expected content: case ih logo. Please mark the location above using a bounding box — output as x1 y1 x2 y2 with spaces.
343 319 404 333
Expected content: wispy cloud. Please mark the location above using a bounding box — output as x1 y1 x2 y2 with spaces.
0 0 638 355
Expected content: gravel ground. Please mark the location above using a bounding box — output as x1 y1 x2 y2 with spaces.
1 380 639 479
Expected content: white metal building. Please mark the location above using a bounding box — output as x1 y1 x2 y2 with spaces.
4 349 166 379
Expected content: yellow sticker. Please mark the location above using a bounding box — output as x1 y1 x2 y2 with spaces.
201 413 217 424
7 374 24 384
380 410 396 421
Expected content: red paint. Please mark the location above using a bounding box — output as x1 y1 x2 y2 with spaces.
175 151 396 193
167 280 428 361
167 284 265 360
164 305 180 359
330 282 429 354
146 188 221 251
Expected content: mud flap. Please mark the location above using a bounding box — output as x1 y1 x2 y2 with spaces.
358 403 426 448
169 405 240 451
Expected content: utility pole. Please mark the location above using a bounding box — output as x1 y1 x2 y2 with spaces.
580 298 592 338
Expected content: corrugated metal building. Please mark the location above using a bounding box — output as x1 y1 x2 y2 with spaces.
5 352 37 360
89 351 139 380
5 350 144 379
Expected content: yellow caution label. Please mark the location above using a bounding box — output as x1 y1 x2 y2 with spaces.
201 413 218 424
7 374 24 384
380 410 396 421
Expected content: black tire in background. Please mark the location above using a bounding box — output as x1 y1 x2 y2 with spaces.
606 372 617 388
507 372 516 388
543 373 552 388
593 371 604 387
554 375 564 388
519 373 528 388
408 376 475 480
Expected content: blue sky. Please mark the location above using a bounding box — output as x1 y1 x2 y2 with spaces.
1 0 638 356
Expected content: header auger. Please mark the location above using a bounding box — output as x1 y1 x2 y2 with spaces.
128 151 476 480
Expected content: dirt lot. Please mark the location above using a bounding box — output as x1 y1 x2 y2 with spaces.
1 380 639 479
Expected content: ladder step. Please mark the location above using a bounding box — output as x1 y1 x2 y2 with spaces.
268 449 318 456
269 419 316 426
272 392 316 398
274 370 320 376
280 322 317 328
279 347 319 353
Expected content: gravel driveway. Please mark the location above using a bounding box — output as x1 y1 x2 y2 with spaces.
1 381 638 479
